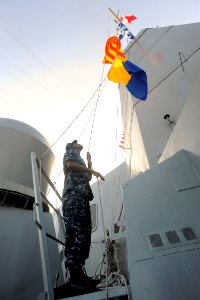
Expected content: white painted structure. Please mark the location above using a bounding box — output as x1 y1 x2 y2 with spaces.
1 21 200 300
88 22 200 300
119 22 200 300
123 150 200 300
0 118 55 196
120 22 200 172
0 118 64 300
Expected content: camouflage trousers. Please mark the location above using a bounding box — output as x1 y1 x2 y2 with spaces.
62 190 92 269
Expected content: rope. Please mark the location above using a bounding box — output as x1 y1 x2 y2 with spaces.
128 102 136 177
97 180 108 299
97 181 106 243
87 65 106 152
78 102 98 141
79 78 107 142
41 77 106 159
0 22 68 85
51 77 107 188
96 235 131 299
111 98 122 231
125 41 200 175
112 162 125 226
96 181 130 299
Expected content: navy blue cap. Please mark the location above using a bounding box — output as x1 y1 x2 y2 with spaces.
66 140 77 150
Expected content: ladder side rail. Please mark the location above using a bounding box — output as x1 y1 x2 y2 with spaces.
40 191 66 248
31 152 55 300
37 159 66 245
38 164 66 246
36 158 62 201
40 191 63 219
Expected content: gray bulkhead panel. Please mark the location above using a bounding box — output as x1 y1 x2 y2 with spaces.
0 207 64 300
123 150 200 300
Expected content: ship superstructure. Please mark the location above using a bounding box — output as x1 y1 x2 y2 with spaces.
1 21 200 300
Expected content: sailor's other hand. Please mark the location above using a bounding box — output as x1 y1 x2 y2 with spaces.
92 170 105 181
86 152 92 164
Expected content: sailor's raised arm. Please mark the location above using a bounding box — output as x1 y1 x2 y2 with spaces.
65 160 105 181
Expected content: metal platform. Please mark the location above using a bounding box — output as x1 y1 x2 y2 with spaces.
60 286 129 300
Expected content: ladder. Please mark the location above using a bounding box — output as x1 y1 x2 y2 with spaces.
31 152 130 300
31 152 65 300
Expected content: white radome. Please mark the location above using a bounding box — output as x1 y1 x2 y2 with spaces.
0 118 55 197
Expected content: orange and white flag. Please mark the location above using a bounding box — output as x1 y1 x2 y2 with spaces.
119 133 125 150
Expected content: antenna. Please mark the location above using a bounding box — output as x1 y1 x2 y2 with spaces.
164 114 176 129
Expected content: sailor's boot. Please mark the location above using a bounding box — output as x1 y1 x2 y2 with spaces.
82 266 101 286
68 266 91 290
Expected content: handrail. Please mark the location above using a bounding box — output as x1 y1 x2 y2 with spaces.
31 152 55 300
36 158 62 201
40 191 64 220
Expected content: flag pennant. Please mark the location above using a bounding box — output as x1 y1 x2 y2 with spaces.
123 60 148 100
119 15 137 24
103 36 148 101
116 22 135 41
107 57 131 86
119 133 125 149
103 36 126 64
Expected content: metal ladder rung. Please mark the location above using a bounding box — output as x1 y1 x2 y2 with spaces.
46 232 65 246
32 191 65 246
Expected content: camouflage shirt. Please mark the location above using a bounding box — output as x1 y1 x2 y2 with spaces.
62 148 93 199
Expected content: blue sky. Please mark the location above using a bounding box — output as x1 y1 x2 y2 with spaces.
0 0 200 190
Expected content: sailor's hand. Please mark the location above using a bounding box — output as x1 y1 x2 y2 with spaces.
87 152 92 164
92 170 105 181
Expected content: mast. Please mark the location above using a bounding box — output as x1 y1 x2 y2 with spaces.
108 7 135 42
108 7 121 22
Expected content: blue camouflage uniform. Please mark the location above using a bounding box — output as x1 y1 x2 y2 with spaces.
62 147 93 270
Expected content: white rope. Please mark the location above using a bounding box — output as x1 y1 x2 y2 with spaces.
87 65 105 152
40 78 106 159
96 177 130 299
94 185 130 298
97 180 108 299
96 236 131 299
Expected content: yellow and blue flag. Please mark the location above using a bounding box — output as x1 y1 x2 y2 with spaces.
103 36 148 101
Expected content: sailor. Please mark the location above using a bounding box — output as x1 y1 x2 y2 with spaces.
62 140 104 289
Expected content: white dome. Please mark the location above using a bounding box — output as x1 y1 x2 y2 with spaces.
0 118 50 146
0 118 55 197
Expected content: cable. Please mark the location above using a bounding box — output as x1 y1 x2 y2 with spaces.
78 100 99 141
97 181 106 241
96 183 130 299
124 42 200 177
0 61 36 88
135 26 172 64
0 23 68 85
0 52 58 97
41 77 106 159
111 99 123 231
87 64 105 152
148 46 200 94
97 180 108 299
96 235 131 299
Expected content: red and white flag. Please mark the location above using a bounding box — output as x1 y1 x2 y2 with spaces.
119 133 125 149
119 15 137 24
